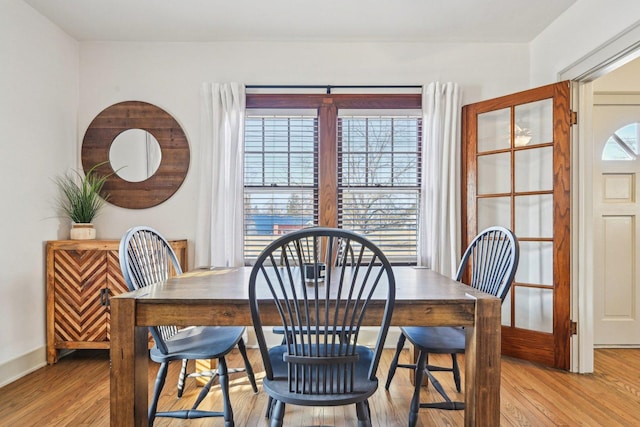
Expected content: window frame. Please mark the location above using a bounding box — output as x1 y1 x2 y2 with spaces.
243 114 319 259
245 93 422 262
337 114 423 263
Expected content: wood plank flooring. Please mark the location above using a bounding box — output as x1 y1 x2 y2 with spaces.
1 348 638 426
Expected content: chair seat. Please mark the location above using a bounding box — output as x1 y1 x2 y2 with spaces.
401 326 465 354
264 344 378 407
150 326 246 362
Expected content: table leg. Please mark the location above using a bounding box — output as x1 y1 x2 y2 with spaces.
465 297 501 427
110 297 149 426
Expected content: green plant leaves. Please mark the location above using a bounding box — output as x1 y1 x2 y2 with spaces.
55 161 111 223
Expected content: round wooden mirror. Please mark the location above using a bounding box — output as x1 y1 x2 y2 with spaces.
81 101 190 209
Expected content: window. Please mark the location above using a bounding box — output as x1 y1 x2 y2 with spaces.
244 113 318 260
602 122 640 160
338 115 421 262
243 93 422 264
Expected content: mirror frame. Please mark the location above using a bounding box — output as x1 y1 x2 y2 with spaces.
81 101 190 209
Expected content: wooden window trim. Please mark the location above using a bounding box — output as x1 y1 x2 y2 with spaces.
246 93 421 228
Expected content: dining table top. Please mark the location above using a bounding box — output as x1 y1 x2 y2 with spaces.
121 266 496 302
116 265 498 328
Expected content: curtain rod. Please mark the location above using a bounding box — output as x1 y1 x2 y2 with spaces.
245 84 422 94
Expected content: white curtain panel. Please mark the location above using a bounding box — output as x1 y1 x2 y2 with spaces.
195 83 245 268
418 82 462 276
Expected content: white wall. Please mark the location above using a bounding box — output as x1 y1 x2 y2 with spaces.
79 41 531 258
594 55 640 91
0 0 78 385
530 0 640 86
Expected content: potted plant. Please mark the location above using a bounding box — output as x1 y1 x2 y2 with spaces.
55 161 111 239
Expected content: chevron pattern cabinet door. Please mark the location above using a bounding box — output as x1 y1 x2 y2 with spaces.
53 249 109 343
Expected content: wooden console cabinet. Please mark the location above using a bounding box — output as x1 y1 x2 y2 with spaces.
46 239 187 364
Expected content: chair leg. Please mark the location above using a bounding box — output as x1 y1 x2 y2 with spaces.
177 358 188 398
190 367 218 411
451 353 461 393
218 357 234 427
237 338 258 393
270 399 285 427
356 400 372 427
409 351 427 427
421 368 465 410
149 362 169 426
265 396 273 418
385 333 406 390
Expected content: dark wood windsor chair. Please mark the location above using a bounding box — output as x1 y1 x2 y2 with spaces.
385 226 519 426
119 226 257 426
249 227 396 427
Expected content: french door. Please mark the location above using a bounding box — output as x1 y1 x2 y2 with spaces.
462 81 572 369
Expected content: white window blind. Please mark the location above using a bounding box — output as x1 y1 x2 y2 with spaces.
338 114 422 263
244 113 318 262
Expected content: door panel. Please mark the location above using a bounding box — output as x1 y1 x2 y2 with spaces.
53 249 108 342
462 81 572 369
592 101 640 345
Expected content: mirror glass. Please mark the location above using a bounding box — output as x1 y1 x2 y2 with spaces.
109 129 162 182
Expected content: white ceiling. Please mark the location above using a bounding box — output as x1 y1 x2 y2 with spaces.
24 0 577 43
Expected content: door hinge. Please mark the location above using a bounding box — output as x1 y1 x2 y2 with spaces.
570 321 578 335
570 110 577 125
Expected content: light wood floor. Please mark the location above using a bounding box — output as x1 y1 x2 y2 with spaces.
1 348 639 426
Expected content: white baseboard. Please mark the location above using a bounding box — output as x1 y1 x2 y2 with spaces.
0 346 47 388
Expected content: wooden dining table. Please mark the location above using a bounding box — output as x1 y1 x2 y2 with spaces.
109 266 502 426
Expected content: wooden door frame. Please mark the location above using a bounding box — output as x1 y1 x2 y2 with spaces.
560 28 640 373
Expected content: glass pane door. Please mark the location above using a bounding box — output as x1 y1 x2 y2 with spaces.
462 81 571 370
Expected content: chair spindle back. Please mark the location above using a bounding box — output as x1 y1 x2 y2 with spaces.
455 226 519 301
119 226 183 353
249 227 395 395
